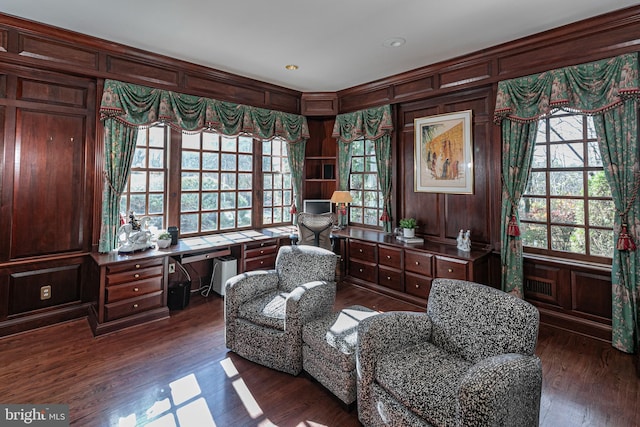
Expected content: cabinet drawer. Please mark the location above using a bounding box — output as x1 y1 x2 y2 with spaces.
405 272 432 299
245 245 278 259
106 257 164 275
106 265 164 287
106 276 163 303
349 240 377 263
245 255 276 271
378 266 403 292
378 245 402 269
104 291 163 321
435 257 468 280
349 259 377 283
244 239 278 251
404 250 433 276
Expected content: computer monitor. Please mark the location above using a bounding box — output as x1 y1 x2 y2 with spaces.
303 199 333 214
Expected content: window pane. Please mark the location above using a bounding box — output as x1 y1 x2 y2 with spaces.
181 172 200 191
549 171 583 196
221 192 236 209
182 151 200 169
549 115 583 141
148 194 164 214
590 229 614 257
550 199 583 225
238 136 253 153
149 172 164 191
525 172 546 195
182 133 200 149
149 148 164 168
202 133 219 151
220 211 236 229
589 200 614 227
237 210 252 227
202 152 219 170
587 141 602 167
180 214 198 234
129 195 146 214
551 225 585 253
352 157 364 172
238 154 252 171
129 171 147 192
364 208 379 226
531 145 547 169
263 208 273 225
221 153 237 170
201 213 218 232
588 171 610 197
132 148 146 168
238 173 252 190
550 143 584 168
202 173 219 190
181 193 199 211
535 120 547 142
519 197 546 222
221 173 236 190
221 136 236 152
149 127 165 147
202 193 218 210
350 207 363 223
238 191 252 208
522 223 548 248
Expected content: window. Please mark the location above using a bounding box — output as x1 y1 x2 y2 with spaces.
120 125 292 237
262 138 292 225
180 132 253 234
120 126 167 231
519 112 614 261
349 138 383 227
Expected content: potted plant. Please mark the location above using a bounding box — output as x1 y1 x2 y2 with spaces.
399 218 417 238
156 232 172 249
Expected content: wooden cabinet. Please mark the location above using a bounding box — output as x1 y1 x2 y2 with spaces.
89 255 169 336
342 228 490 305
242 239 279 272
304 118 337 200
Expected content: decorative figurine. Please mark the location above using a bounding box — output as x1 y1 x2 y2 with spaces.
457 229 471 252
117 211 154 253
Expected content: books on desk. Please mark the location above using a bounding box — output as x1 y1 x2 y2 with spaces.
396 236 424 244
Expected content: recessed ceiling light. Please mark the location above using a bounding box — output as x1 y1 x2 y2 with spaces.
285 64 299 70
383 37 406 48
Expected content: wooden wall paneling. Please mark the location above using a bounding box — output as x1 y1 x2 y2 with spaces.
12 109 86 258
17 77 87 107
18 33 99 69
571 270 613 321
106 55 180 88
438 59 492 90
301 93 338 116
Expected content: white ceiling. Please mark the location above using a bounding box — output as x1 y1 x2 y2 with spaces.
0 1 638 92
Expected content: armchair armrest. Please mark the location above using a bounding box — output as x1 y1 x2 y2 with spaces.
457 353 542 427
356 311 432 426
285 280 337 331
224 270 278 350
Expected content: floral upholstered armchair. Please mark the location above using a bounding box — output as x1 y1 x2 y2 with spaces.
357 278 542 427
224 245 337 375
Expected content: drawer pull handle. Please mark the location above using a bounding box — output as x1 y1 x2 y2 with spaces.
359 268 363 273
133 304 139 309
415 284 420 288
448 268 453 273
261 243 265 247
359 249 363 253
135 264 141 269
260 250 264 254
134 273 140 278
206 255 210 258
387 276 391 280
260 261 264 265
386 255 391 259
133 287 139 292
415 261 419 265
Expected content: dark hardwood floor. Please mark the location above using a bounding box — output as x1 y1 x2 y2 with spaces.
0 282 638 427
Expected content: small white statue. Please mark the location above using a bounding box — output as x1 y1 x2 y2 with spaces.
457 229 471 252
117 212 154 253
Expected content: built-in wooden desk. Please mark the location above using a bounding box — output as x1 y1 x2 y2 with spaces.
333 227 491 306
88 226 296 335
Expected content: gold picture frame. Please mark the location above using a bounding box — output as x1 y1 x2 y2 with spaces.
414 110 474 194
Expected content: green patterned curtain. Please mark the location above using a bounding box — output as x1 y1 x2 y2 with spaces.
99 79 309 252
285 140 307 225
98 121 138 252
494 53 640 353
332 105 394 230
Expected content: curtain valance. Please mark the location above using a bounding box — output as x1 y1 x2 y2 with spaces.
494 53 640 124
100 79 309 143
331 105 393 143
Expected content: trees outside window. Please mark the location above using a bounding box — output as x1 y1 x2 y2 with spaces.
349 138 383 228
120 126 291 236
519 112 614 261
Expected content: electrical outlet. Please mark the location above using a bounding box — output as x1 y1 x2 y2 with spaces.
168 263 176 274
41 285 51 300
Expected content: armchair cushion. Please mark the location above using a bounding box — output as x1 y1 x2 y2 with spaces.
237 289 288 330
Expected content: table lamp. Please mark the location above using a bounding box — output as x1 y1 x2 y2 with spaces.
331 191 353 228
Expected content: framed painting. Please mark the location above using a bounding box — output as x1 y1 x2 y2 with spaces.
414 110 473 194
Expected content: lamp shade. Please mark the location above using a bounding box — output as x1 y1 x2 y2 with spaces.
331 191 353 204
